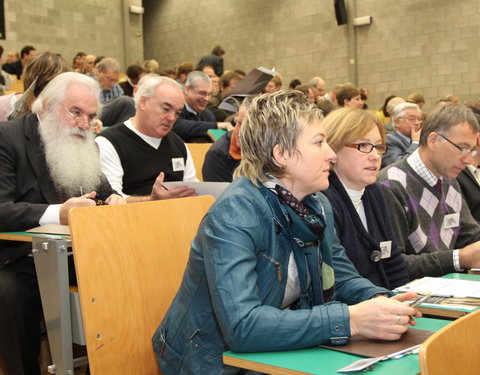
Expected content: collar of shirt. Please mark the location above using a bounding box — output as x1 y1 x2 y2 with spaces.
407 149 441 188
185 102 197 116
125 118 163 149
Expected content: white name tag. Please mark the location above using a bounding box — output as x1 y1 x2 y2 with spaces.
443 213 460 229
172 158 185 172
380 240 392 259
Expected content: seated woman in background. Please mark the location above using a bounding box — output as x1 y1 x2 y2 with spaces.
336 85 364 109
323 107 410 289
0 52 69 121
152 91 419 374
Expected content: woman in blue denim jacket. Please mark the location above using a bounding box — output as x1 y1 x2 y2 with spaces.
152 91 420 374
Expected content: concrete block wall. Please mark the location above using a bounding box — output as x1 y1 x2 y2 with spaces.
143 0 480 111
1 0 144 71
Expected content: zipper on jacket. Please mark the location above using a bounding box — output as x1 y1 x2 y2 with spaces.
260 253 282 282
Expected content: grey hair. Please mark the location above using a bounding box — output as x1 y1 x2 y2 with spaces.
420 104 480 146
133 73 182 110
233 90 323 184
392 102 421 121
185 71 211 88
32 72 101 115
96 57 120 73
308 76 324 87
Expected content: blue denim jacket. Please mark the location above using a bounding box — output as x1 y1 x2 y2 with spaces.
152 178 390 374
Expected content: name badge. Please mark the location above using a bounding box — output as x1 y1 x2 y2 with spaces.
443 213 460 229
379 241 392 259
172 158 185 172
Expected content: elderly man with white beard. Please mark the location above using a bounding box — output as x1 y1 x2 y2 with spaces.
0 72 125 375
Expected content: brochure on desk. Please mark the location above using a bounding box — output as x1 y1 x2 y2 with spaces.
395 276 480 311
162 181 229 199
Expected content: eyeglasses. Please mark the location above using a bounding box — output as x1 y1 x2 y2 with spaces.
189 87 213 98
438 134 478 157
63 105 99 129
100 73 118 84
344 143 388 155
399 116 423 123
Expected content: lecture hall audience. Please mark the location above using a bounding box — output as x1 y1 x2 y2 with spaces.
3 41 480 375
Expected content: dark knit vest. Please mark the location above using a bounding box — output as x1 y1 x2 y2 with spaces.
99 124 187 196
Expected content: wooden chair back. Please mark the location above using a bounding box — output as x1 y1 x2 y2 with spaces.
186 142 212 181
419 308 480 374
68 196 214 375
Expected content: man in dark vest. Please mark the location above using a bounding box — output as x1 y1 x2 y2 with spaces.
95 74 197 202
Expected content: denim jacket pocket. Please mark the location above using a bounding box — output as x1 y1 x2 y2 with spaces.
152 328 183 375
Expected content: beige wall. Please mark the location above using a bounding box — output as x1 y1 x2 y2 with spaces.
143 0 480 111
2 0 144 71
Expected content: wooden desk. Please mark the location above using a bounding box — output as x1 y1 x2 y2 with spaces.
0 232 81 375
224 317 449 375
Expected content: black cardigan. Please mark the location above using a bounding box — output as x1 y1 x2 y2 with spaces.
323 172 409 289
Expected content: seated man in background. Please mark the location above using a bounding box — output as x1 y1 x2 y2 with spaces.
83 54 96 77
263 73 283 93
384 96 406 133
95 57 124 104
0 72 124 375
381 102 422 168
96 74 197 202
2 45 36 79
119 63 145 97
207 70 242 121
378 104 480 279
173 71 233 142
202 98 250 182
308 76 326 103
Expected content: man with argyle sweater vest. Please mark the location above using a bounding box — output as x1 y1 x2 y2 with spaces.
96 75 197 202
378 104 480 279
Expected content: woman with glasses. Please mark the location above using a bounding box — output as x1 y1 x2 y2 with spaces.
153 92 419 374
323 107 409 289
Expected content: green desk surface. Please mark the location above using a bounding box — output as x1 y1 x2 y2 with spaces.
208 128 227 141
224 317 449 375
443 272 480 281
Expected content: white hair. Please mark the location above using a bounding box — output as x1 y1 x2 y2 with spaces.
133 73 182 110
392 102 421 121
32 72 101 116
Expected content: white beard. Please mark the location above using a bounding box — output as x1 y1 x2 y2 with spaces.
38 110 102 197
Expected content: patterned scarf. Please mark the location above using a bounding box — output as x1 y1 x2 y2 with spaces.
274 184 335 303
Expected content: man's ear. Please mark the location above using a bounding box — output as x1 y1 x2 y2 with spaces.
138 95 147 111
272 144 288 168
427 132 438 151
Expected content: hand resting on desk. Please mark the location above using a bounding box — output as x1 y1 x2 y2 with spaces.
348 292 421 341
59 191 126 224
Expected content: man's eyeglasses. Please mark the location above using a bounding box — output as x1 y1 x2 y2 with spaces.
63 106 99 129
344 143 388 155
438 134 478 157
399 116 423 123
190 87 213 98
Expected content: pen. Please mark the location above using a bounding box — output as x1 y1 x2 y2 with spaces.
407 294 431 307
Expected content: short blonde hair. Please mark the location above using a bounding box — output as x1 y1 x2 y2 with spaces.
233 90 323 183
323 107 385 153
